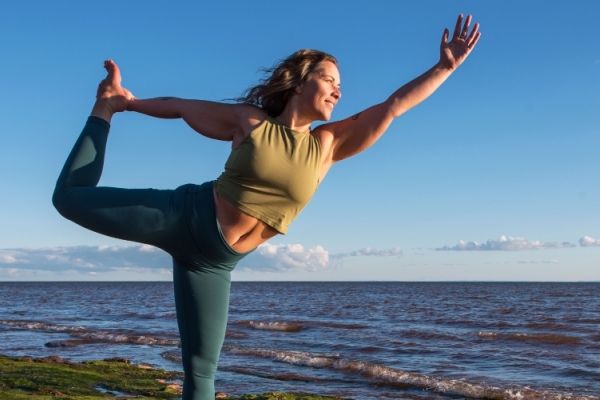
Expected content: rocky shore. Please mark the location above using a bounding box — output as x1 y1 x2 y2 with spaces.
0 355 345 399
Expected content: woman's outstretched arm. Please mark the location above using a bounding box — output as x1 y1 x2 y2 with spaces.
322 14 481 163
127 98 253 141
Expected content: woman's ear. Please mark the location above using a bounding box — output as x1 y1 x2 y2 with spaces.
295 83 303 94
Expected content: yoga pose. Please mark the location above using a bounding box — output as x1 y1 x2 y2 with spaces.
53 15 480 400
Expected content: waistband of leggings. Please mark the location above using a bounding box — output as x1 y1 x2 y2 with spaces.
184 181 255 259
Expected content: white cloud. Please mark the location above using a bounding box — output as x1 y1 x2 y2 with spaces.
0 243 403 276
579 236 600 247
437 236 575 251
0 252 28 264
0 245 171 272
240 244 402 272
139 244 160 252
331 246 402 258
240 243 331 272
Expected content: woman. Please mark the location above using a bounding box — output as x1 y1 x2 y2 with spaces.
53 14 480 400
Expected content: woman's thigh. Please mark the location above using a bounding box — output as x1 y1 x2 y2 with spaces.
53 184 197 256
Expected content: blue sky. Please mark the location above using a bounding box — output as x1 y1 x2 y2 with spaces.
1 1 599 281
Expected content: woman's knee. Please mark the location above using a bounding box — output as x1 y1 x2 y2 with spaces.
52 186 71 219
52 186 84 222
191 355 218 380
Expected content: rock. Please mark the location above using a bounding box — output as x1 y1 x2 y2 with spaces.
46 339 95 348
36 356 64 364
136 364 153 369
104 357 131 363
215 392 228 399
167 383 182 393
38 388 67 396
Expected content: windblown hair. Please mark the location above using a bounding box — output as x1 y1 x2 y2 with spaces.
235 49 338 117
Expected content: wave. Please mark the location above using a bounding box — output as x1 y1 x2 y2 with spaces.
0 319 179 347
121 311 177 320
524 321 595 333
232 319 369 332
70 331 179 346
225 329 249 339
160 349 181 363
224 346 598 399
477 331 585 346
0 319 85 333
45 339 99 348
313 321 369 330
219 365 336 384
234 320 303 332
399 329 459 342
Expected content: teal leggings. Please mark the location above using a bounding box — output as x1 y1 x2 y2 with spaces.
53 116 252 399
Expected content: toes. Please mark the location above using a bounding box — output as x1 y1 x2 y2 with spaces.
103 59 122 85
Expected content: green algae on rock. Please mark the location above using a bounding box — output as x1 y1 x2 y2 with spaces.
0 355 182 399
0 356 346 400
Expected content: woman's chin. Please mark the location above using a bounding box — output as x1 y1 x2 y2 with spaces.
319 111 333 121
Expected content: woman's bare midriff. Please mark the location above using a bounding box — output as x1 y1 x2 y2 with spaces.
213 189 279 253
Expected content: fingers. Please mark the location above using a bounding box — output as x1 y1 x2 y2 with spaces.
441 28 449 44
460 15 472 39
452 14 463 40
466 23 480 47
468 32 482 50
452 14 479 42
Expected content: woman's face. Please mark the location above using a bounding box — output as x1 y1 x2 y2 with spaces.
298 61 341 121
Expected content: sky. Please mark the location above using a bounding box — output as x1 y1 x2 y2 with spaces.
1 1 599 281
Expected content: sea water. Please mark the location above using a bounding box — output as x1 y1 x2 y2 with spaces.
0 281 598 399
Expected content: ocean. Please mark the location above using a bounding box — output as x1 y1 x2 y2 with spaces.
0 281 598 399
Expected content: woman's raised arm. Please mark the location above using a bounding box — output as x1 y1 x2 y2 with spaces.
127 98 255 142
322 14 481 163
93 60 261 142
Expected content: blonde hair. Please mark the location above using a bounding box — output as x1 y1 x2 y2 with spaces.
236 49 338 117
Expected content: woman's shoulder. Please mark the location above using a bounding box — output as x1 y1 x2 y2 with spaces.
233 104 269 138
234 104 266 119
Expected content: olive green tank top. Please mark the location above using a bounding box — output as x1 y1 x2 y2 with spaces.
215 116 321 234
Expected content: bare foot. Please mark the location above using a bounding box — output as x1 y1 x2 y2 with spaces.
91 60 135 123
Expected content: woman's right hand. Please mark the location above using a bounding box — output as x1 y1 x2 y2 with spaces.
439 14 481 72
92 60 135 121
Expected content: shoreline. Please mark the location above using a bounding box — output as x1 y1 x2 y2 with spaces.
0 355 346 399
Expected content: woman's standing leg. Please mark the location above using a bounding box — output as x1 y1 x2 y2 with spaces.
173 262 232 399
172 183 252 400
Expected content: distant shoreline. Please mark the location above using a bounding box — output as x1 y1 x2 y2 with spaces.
1 280 599 283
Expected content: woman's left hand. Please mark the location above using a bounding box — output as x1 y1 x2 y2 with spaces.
439 14 481 71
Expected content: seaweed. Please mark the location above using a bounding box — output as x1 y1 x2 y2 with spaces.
0 356 346 399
